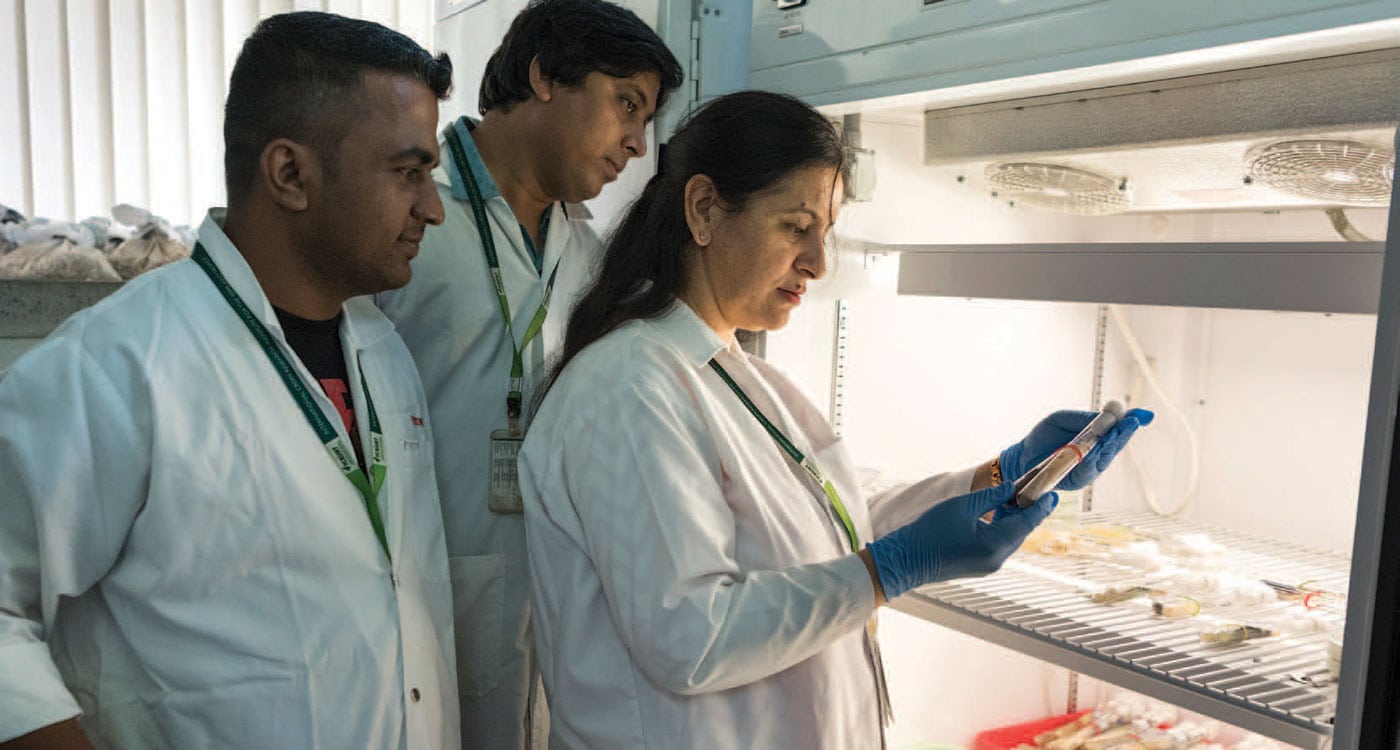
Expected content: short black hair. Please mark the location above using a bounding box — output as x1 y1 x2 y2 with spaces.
223 11 453 202
478 0 683 115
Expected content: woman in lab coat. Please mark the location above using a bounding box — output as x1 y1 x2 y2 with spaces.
517 91 1150 749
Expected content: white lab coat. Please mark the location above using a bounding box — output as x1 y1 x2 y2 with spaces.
518 301 976 749
376 120 599 748
0 211 459 749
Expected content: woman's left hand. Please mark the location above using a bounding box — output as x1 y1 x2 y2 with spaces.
999 408 1154 491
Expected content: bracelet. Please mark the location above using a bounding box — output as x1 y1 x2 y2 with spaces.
987 457 1003 486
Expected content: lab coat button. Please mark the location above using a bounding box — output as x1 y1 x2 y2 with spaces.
410 688 421 703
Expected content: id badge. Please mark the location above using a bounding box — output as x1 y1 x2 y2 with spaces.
489 429 525 514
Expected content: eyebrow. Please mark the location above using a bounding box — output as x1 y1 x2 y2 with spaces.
392 146 439 167
784 207 822 221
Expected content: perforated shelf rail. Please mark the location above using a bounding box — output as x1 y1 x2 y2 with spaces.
891 511 1350 749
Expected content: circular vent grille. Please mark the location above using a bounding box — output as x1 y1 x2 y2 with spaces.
1245 139 1394 204
984 163 1132 215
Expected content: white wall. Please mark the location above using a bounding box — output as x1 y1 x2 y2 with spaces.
765 115 1386 747
0 0 435 227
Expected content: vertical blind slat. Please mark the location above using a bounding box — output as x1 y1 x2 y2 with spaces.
4 0 435 225
143 0 190 223
186 0 224 223
24 0 75 220
109 0 151 216
0 1 34 215
260 0 294 17
67 0 117 220
327 0 362 16
398 0 431 48
222 0 258 91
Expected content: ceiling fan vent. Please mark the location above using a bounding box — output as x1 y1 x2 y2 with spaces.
1245 139 1394 204
984 162 1132 215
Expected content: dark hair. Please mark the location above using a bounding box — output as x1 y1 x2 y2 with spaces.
544 90 847 396
478 0 683 115
223 11 453 202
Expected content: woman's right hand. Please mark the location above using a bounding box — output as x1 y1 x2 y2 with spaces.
864 481 1055 601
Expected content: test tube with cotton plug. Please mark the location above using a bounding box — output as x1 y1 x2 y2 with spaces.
1011 401 1125 508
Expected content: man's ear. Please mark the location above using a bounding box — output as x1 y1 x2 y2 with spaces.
258 138 318 212
683 174 721 247
527 55 555 103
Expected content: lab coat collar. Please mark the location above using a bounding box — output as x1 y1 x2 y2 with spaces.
656 299 731 368
441 117 594 221
443 118 499 203
196 209 396 351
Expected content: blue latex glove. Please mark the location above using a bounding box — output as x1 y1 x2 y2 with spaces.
866 482 1055 600
999 408 1154 492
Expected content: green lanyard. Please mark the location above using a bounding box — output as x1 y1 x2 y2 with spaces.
192 243 391 561
708 359 860 553
444 125 559 421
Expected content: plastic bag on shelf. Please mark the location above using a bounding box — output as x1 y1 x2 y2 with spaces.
107 204 191 279
80 215 133 254
0 220 121 281
1 204 25 254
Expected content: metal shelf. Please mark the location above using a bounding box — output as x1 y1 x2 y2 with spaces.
893 242 1384 315
0 279 124 338
891 511 1350 749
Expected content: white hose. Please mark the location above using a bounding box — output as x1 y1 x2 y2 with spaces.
1108 304 1201 516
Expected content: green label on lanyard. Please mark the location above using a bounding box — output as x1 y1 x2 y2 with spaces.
708 359 861 553
444 124 557 421
191 244 391 561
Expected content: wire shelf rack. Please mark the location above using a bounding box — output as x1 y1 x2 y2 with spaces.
891 510 1350 749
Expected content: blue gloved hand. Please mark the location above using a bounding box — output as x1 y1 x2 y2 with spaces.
865 482 1056 600
999 408 1154 492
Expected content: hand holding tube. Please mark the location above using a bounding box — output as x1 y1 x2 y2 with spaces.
865 482 1055 600
1000 406 1155 497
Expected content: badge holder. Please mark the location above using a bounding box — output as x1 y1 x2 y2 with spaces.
489 428 525 513
489 395 526 514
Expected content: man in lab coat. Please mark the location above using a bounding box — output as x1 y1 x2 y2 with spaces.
0 13 459 749
374 1 683 746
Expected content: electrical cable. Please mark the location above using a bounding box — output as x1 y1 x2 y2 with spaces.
1108 304 1201 516
1325 207 1374 243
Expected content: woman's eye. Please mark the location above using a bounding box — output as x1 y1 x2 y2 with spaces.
621 97 637 113
789 224 808 238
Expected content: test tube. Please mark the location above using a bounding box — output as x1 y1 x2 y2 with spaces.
1012 401 1125 508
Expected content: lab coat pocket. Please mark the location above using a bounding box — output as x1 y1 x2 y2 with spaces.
449 553 505 696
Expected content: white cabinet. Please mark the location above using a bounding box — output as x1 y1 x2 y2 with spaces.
749 0 1400 109
715 2 1400 747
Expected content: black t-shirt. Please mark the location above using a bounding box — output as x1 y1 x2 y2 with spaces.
274 306 363 466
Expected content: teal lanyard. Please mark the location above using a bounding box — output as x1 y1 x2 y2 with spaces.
444 125 559 421
192 244 391 561
708 359 860 553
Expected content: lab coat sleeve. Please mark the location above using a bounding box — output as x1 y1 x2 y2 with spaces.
864 466 980 540
546 379 876 696
0 337 151 741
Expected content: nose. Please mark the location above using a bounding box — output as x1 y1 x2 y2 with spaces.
415 178 445 226
624 121 648 159
796 234 827 281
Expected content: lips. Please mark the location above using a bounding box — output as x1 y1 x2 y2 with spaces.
603 157 621 181
778 288 803 305
398 234 424 259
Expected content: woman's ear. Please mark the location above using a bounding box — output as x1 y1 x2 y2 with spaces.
683 174 719 247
